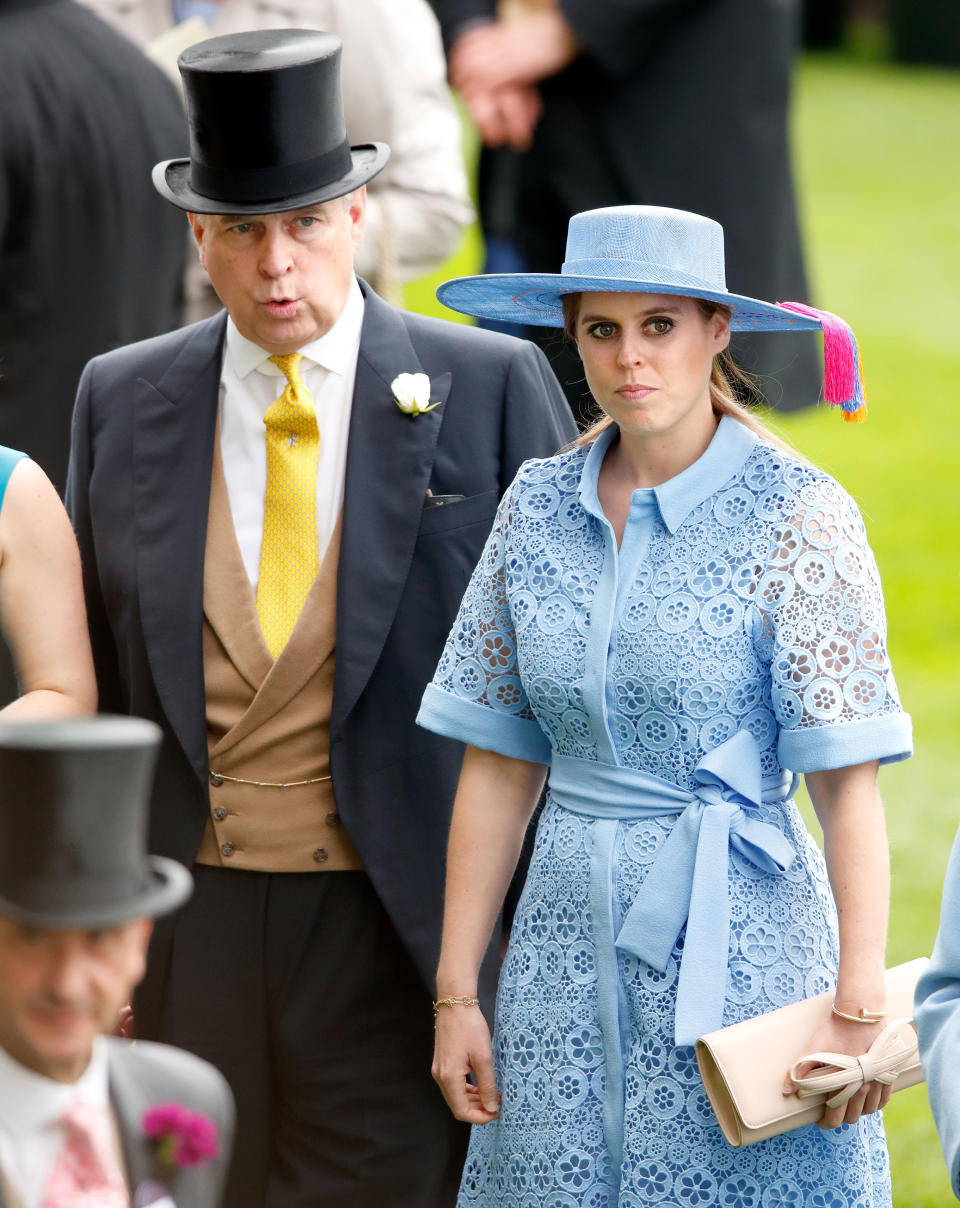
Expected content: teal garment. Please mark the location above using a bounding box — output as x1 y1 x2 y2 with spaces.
0 447 27 512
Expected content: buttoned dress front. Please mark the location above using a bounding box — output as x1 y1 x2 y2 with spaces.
418 417 912 1208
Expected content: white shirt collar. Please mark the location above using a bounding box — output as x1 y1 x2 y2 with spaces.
0 1035 110 1140
224 278 365 382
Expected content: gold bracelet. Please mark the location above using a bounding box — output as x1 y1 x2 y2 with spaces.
432 995 480 1017
831 1002 887 1024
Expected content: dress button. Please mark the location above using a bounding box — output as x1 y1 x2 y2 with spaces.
221 842 235 857
325 812 341 828
209 771 224 787
313 847 329 864
213 806 228 822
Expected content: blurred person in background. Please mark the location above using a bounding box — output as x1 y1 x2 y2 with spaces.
434 0 820 426
0 0 187 705
0 0 187 494
0 717 233 1208
79 0 475 315
916 836 960 1198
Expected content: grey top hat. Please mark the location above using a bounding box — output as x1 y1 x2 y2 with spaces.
153 28 390 214
437 205 823 333
0 717 192 928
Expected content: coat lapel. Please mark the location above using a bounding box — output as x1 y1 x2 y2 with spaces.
203 428 273 694
332 287 450 736
108 1047 157 1198
134 313 226 781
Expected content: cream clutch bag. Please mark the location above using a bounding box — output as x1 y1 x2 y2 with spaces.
694 958 928 1147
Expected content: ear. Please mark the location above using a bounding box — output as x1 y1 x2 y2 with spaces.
127 917 154 985
347 186 367 256
711 309 731 355
187 212 207 264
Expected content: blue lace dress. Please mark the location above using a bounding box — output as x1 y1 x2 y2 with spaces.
418 417 912 1208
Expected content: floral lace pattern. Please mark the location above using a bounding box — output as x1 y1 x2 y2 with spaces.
466 800 890 1207
433 439 903 781
427 425 905 1206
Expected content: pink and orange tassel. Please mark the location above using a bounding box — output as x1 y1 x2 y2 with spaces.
778 301 867 423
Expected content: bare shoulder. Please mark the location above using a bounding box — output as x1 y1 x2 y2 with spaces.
0 458 75 563
0 458 58 523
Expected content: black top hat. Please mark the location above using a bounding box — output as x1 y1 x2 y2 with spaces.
153 28 390 214
0 717 192 929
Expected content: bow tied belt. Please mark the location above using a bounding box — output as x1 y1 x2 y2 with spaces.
548 729 796 1046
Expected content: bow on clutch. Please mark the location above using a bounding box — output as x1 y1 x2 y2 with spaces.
790 1018 919 1108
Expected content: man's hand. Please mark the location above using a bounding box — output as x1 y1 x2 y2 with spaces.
461 82 543 150
449 13 580 94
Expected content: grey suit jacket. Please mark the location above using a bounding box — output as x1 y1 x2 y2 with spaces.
0 1038 233 1208
65 283 575 1030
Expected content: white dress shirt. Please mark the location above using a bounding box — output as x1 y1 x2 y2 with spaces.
0 1037 114 1207
218 280 364 589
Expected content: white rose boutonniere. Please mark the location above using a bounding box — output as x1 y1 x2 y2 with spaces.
391 372 441 417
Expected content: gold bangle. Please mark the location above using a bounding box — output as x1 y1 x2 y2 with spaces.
831 1002 887 1024
432 995 480 1017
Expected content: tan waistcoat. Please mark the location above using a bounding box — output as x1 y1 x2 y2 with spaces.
498 0 556 21
195 439 362 872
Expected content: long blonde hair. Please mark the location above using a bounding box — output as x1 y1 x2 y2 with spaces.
561 294 800 458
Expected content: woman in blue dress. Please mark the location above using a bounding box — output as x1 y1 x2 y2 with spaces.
418 206 912 1207
0 446 95 716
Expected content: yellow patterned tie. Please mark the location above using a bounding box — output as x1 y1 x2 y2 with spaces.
256 353 320 658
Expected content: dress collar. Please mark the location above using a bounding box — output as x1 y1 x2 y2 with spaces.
0 1035 109 1139
225 278 365 381
578 415 759 534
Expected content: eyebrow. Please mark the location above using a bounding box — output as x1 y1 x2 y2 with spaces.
579 304 685 323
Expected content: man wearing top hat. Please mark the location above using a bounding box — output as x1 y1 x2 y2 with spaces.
0 717 234 1208
65 26 574 1208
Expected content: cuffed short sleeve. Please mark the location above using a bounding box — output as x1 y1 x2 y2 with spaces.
753 474 912 772
417 476 552 763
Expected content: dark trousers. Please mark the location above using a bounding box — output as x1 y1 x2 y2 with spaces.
156 867 468 1207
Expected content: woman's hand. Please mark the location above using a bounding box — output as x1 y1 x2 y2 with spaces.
432 1004 501 1125
784 1014 891 1128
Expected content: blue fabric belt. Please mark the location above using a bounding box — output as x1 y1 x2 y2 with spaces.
547 731 795 1178
549 730 796 1047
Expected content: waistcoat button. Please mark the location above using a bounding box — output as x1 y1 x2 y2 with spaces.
221 842 235 857
209 771 224 787
313 848 329 863
325 812 341 827
213 806 228 822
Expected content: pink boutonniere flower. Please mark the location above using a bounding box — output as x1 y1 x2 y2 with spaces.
143 1103 219 1170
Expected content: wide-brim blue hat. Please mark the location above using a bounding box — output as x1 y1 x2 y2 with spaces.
439 205 869 422
438 205 822 333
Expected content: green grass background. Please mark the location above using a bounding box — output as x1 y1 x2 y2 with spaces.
406 49 960 1205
